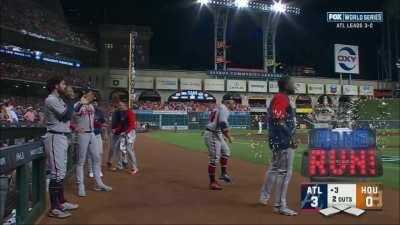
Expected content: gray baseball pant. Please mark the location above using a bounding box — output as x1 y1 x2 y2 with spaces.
260 148 294 208
116 131 138 170
43 133 68 181
108 134 119 164
87 134 103 174
204 131 230 166
76 133 106 189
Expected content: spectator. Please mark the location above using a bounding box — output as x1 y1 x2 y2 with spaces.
0 0 95 49
24 107 36 122
137 101 250 112
1 60 89 86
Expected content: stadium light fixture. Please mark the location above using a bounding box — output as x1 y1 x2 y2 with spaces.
198 0 210 5
271 1 286 13
235 0 249 8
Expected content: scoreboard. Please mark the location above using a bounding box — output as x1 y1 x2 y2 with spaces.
301 183 383 211
301 128 383 178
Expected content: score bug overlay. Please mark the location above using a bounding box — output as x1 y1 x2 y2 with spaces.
301 183 383 212
326 12 383 29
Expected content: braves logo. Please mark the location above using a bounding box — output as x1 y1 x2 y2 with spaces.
337 47 357 71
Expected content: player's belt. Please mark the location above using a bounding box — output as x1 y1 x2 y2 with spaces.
206 128 221 133
84 131 93 133
48 130 71 136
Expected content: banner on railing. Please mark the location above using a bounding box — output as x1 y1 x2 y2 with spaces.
204 79 225 91
343 85 358 95
135 77 154 89
180 78 202 90
248 81 268 93
227 80 247 92
325 84 341 95
156 78 178 90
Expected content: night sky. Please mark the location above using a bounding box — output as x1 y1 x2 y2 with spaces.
61 0 387 80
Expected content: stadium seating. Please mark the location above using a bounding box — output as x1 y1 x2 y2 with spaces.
0 0 95 49
0 60 88 86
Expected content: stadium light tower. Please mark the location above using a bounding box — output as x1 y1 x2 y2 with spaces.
196 0 301 73
235 0 249 8
271 1 286 13
198 0 210 5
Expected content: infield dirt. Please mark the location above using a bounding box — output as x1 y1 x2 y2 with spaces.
41 134 400 224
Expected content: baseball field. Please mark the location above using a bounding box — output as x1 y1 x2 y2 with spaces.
41 129 400 225
149 129 400 190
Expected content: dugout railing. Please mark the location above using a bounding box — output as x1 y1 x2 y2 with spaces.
0 124 78 225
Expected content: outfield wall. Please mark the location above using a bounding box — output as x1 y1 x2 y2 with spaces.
136 110 251 130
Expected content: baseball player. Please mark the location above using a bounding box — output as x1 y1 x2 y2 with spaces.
87 100 105 178
112 100 139 175
203 94 235 190
74 90 112 197
259 76 298 216
43 77 79 218
107 102 121 171
257 115 264 134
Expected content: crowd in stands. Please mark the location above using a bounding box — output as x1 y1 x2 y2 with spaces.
0 0 95 49
138 101 250 112
0 97 45 125
0 61 87 86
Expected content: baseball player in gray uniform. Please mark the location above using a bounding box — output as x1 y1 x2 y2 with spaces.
43 77 79 218
74 90 112 197
259 76 297 216
204 94 235 190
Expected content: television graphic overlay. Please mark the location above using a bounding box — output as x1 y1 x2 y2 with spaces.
300 128 384 214
301 128 383 178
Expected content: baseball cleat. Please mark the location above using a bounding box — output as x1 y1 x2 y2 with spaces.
48 209 71 219
219 174 233 183
78 186 87 197
259 197 269 206
209 182 223 190
94 185 112 192
61 202 79 211
130 168 139 175
107 162 113 170
88 172 94 178
274 207 298 216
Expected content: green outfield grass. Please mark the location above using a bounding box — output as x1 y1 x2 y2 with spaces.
148 129 400 190
358 99 400 120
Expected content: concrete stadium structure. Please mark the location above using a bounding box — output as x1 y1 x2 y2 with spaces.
82 68 397 108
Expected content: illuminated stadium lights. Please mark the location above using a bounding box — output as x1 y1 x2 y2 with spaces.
235 0 249 8
271 1 286 13
197 0 210 5
197 0 300 15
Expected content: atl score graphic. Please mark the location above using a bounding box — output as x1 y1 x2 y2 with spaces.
301 183 383 213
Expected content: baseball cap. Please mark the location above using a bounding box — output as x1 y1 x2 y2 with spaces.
222 92 235 101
